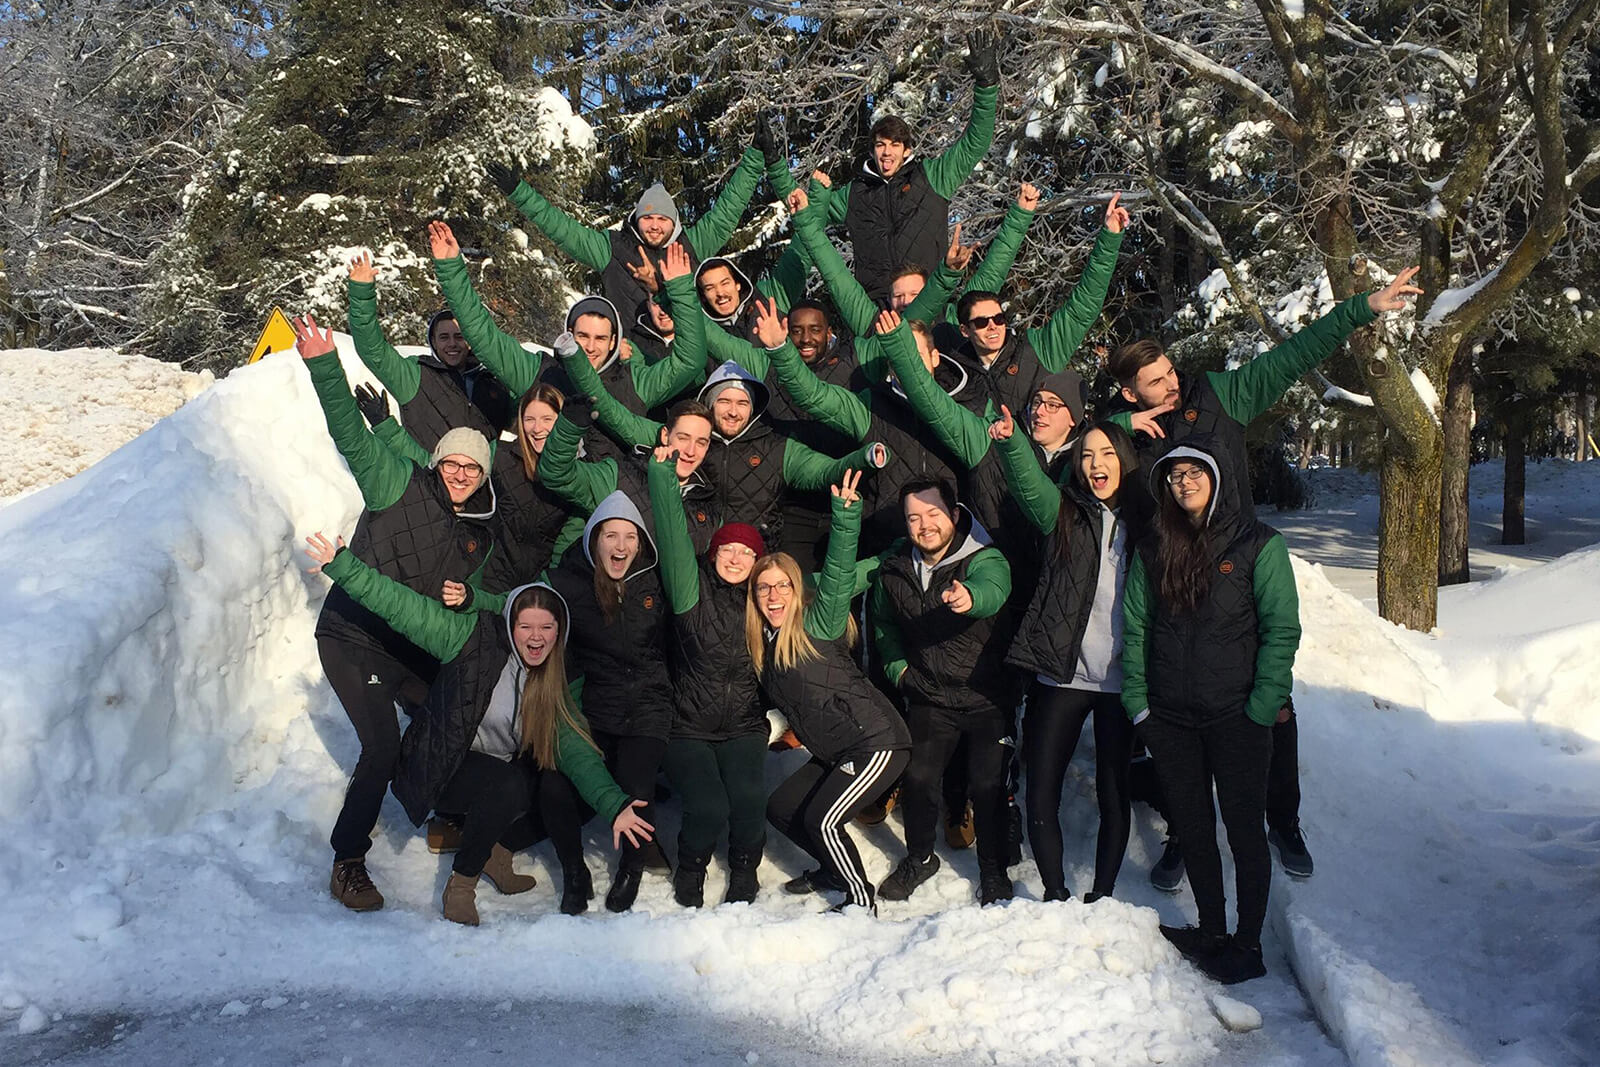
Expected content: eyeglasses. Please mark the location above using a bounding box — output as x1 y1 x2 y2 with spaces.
716 544 756 558
1166 467 1207 487
1030 396 1068 415
437 460 483 477
755 579 794 597
965 311 1008 329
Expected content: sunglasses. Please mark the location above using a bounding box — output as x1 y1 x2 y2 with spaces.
965 311 1008 329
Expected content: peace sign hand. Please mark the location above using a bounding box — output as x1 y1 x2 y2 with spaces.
831 468 864 507
1368 266 1423 313
753 297 788 349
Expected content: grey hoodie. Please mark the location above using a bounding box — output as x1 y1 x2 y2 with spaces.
581 490 659 579
474 582 572 760
697 360 771 443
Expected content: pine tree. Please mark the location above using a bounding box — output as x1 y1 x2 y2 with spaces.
145 0 593 370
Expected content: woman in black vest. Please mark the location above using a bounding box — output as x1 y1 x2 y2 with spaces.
1120 438 1302 985
989 411 1144 904
477 383 585 593
749 471 912 914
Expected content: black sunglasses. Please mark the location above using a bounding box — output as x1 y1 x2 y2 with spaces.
966 311 1008 329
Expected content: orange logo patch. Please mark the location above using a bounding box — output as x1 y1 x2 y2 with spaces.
465 540 477 553
1184 409 1199 423
748 455 762 468
1006 364 1018 375
1219 561 1234 575
695 511 707 523
643 595 655 610
901 183 913 193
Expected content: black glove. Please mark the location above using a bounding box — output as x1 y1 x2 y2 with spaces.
352 383 391 428
754 112 785 167
563 392 595 430
965 28 1000 88
485 159 523 196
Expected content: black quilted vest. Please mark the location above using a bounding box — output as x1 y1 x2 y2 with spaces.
954 335 1046 428
603 228 700 327
1006 486 1113 681
613 453 720 556
669 563 766 742
845 160 948 303
481 444 578 593
709 421 792 547
399 358 514 455
1129 372 1255 525
760 633 912 764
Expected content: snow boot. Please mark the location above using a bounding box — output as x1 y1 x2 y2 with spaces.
945 801 976 850
1159 924 1228 961
1042 885 1072 903
673 847 713 909
855 786 898 826
876 853 940 902
1082 890 1109 904
1198 938 1267 985
1150 836 1185 893
783 867 847 896
977 863 1014 906
480 843 537 895
638 838 673 875
441 872 480 926
559 861 593 916
1269 823 1315 878
329 858 384 912
605 863 644 913
724 844 762 904
426 816 462 855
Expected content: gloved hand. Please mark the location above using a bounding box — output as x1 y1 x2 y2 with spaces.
965 28 1000 88
563 392 595 430
485 160 523 196
553 330 580 359
352 383 391 428
755 112 785 167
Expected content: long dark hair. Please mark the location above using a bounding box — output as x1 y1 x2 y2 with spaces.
1153 461 1214 613
516 383 564 481
588 519 637 623
1052 421 1138 560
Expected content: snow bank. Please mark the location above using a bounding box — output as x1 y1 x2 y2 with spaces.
0 348 211 503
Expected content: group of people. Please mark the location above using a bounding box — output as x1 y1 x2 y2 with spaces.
294 31 1422 988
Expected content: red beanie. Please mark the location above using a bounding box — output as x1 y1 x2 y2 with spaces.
708 522 765 558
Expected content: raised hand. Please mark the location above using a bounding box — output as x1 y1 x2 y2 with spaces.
944 221 976 271
786 187 809 215
651 444 680 466
755 111 785 166
1129 400 1176 439
553 330 580 359
831 468 863 507
810 169 832 189
987 403 1015 441
966 27 1001 88
352 383 391 428
348 251 375 284
626 247 660 293
873 308 903 336
485 160 522 196
618 337 634 363
426 220 460 260
612 799 655 850
753 296 788 349
660 241 691 282
303 532 344 574
291 314 337 361
1104 192 1130 234
1018 183 1041 212
441 580 468 608
563 392 595 430
1368 266 1423 313
942 579 974 614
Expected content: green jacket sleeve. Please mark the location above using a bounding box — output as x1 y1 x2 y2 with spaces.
629 273 707 406
323 549 475 662
506 181 612 273
1246 534 1302 726
702 318 770 378
903 262 963 325
825 178 852 225
792 205 878 337
346 279 421 404
779 438 889 492
869 580 909 687
1207 294 1377 425
563 351 664 449
960 202 1037 311
371 417 433 468
806 494 863 642
1120 552 1152 720
993 429 1060 534
879 321 990 469
684 147 766 258
645 453 701 615
1026 227 1123 372
961 548 1011 619
923 85 999 199
1106 411 1133 434
433 255 544 396
755 238 813 313
536 415 617 512
554 709 632 820
767 340 873 441
305 353 412 512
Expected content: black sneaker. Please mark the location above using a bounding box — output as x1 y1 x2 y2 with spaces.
1150 837 1185 893
1041 885 1072 903
876 853 941 902
783 868 848 896
1198 939 1267 985
978 866 1014 906
1269 824 1315 878
1159 924 1229 960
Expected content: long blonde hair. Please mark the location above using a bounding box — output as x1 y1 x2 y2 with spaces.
509 585 597 767
516 384 565 481
744 552 859 673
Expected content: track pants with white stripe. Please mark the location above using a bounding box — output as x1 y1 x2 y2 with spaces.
767 750 911 908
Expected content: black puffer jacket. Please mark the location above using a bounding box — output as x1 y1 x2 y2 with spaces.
761 634 910 764
700 361 795 547
1007 482 1115 681
612 448 721 556
669 560 766 743
536 295 645 465
844 160 948 303
545 491 673 740
481 441 579 593
952 333 1046 426
859 359 979 554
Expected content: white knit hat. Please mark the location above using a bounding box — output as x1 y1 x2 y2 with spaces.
431 427 492 480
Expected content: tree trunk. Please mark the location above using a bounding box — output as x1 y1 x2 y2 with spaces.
1377 432 1444 631
1437 352 1473 585
1576 390 1590 461
1503 405 1527 545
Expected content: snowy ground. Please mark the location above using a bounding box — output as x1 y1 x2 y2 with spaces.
0 346 1597 1065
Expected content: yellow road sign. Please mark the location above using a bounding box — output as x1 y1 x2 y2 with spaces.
248 307 298 363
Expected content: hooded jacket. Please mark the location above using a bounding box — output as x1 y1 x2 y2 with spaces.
546 491 674 740
601 184 696 321
697 360 789 543
693 256 759 343
480 437 583 594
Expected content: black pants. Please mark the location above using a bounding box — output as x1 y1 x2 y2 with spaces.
1022 683 1136 898
319 636 429 861
663 734 768 857
901 703 1012 868
544 728 666 873
768 750 910 908
433 751 545 878
1141 712 1274 948
1266 709 1301 833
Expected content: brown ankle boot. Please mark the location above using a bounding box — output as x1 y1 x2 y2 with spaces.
481 844 537 895
330 859 384 912
427 817 463 854
442 872 480 926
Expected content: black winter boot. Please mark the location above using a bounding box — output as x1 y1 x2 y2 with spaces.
724 844 763 904
978 862 1014 906
673 847 713 909
559 861 593 916
605 863 644 913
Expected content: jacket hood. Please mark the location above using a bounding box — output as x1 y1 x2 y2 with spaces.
629 182 684 246
633 297 672 345
887 351 970 405
424 309 479 372
564 294 624 371
913 504 992 589
433 452 497 521
693 256 755 327
698 360 770 441
1035 368 1088 427
861 153 919 185
500 581 572 656
581 489 658 579
1149 441 1236 531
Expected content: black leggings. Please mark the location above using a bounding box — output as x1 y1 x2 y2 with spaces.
318 636 429 861
663 734 768 857
1022 683 1135 898
768 750 910 908
433 751 545 878
543 729 665 874
1141 712 1274 948
901 704 1012 868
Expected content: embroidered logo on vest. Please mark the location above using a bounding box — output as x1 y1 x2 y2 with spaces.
748 455 762 468
1219 560 1235 575
900 183 912 194
1184 409 1199 423
695 511 707 523
1006 364 1018 375
643 595 656 610
465 540 477 553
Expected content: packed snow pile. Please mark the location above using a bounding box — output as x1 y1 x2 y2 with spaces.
0 347 212 503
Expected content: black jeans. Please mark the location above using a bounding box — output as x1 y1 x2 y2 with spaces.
543 729 665 873
768 750 910 908
1141 711 1274 948
1021 683 1135 898
901 703 1012 868
318 636 429 861
1267 708 1301 833
433 751 544 878
663 734 768 857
